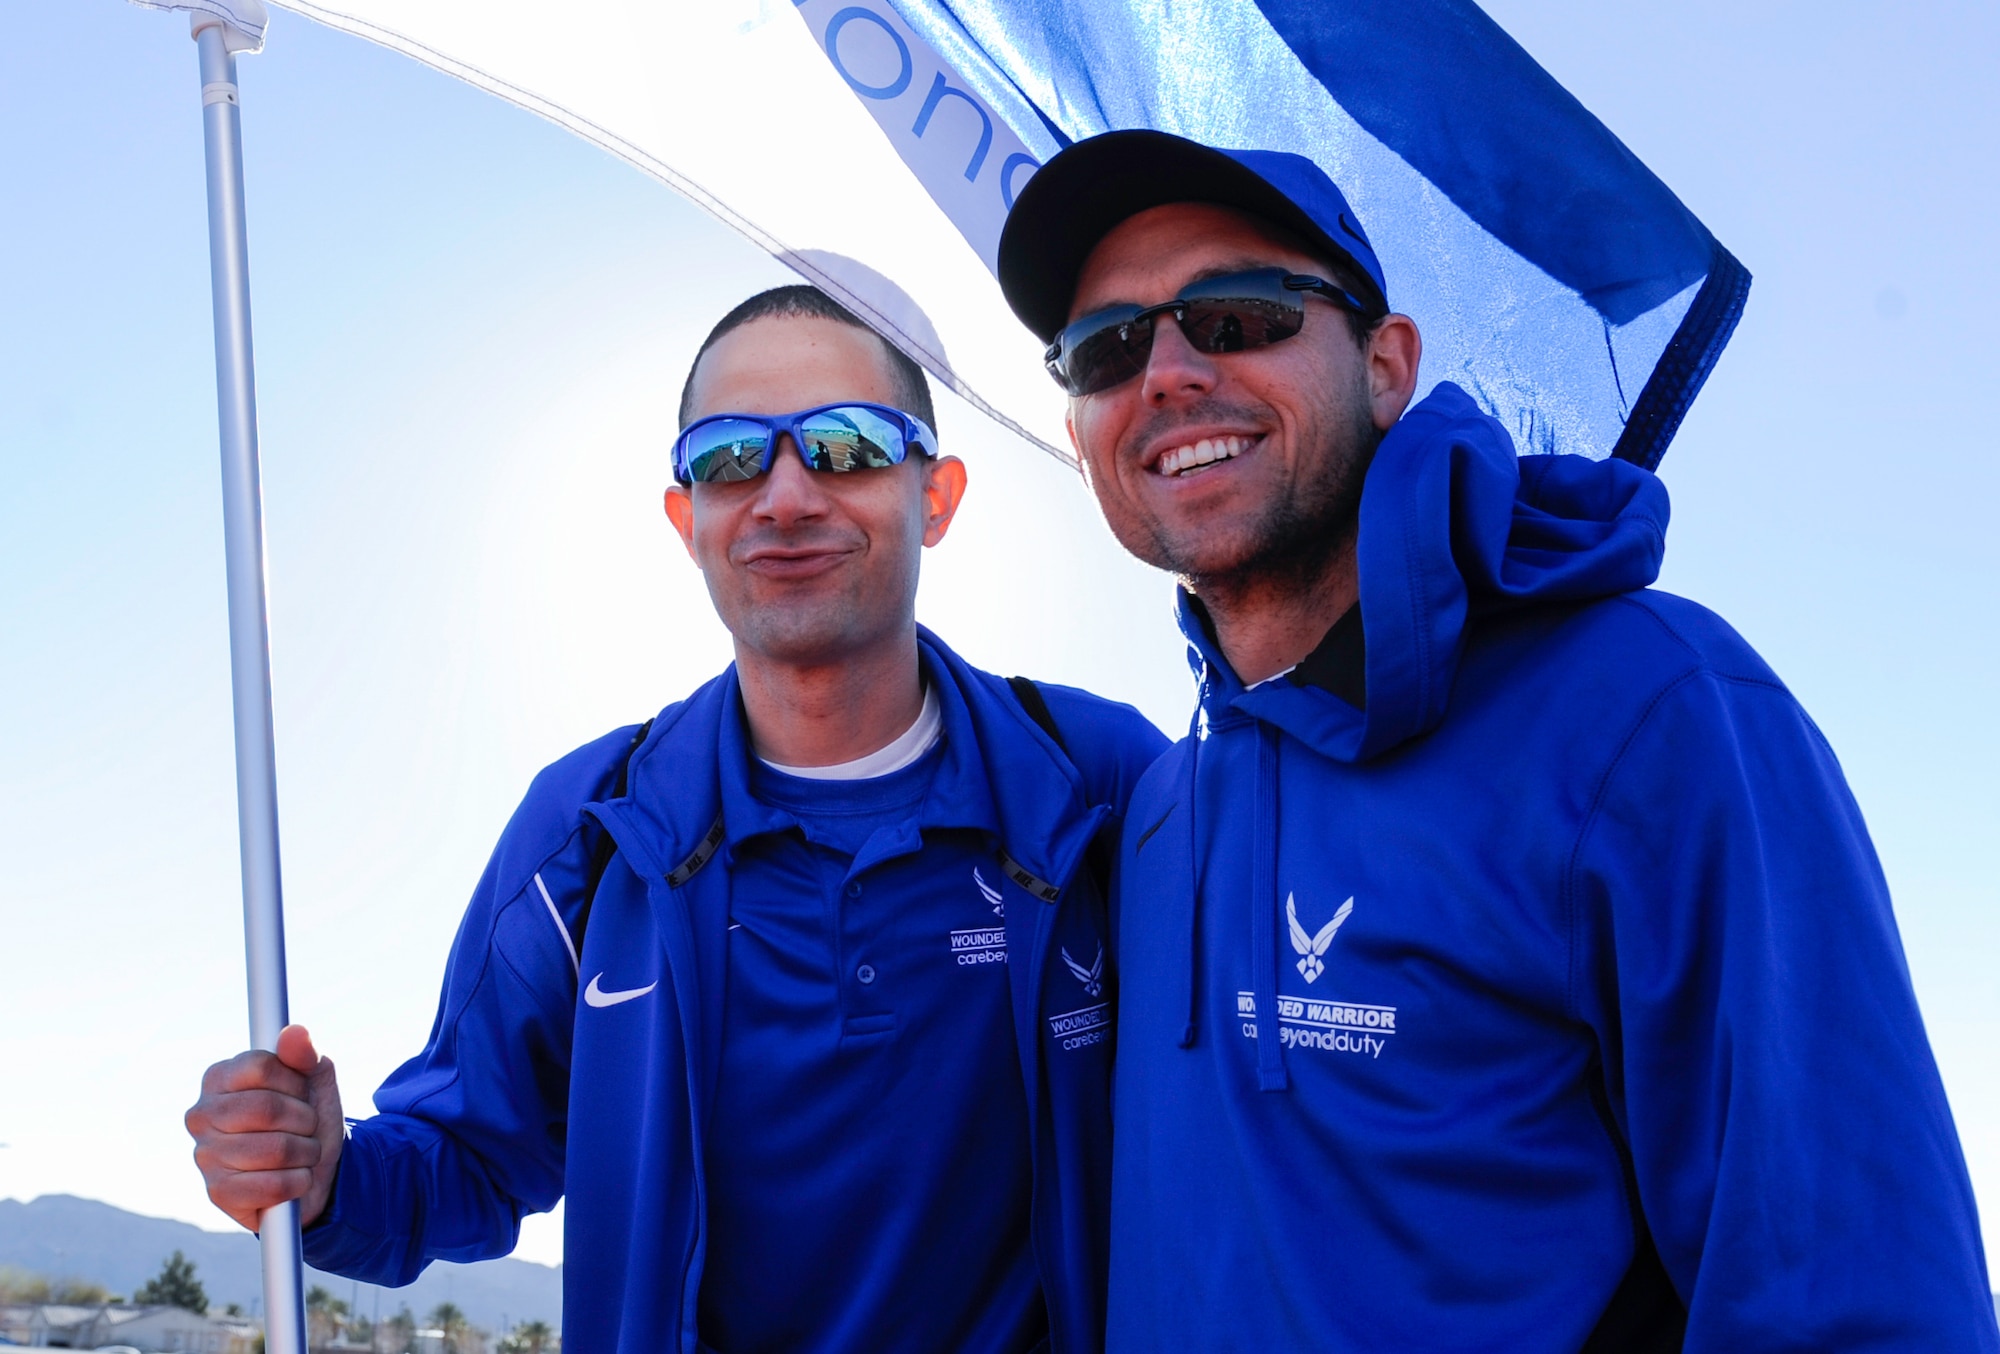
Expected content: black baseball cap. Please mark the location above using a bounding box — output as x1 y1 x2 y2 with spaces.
997 129 1388 344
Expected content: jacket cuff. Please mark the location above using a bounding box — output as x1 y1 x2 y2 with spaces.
299 1123 410 1283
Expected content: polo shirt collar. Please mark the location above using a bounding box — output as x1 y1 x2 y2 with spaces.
715 647 1003 869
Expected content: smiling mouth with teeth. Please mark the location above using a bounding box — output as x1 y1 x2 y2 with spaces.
1155 434 1257 477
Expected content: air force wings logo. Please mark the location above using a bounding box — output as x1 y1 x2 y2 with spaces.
1061 943 1104 998
975 867 1004 917
1288 893 1354 983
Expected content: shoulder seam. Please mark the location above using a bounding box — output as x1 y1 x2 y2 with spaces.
402 824 595 1118
1560 657 1824 1041
969 665 1090 790
533 872 578 976
490 889 585 1030
1605 593 1705 664
505 823 596 934
1557 659 1807 1029
1560 664 1703 1028
1706 670 1792 698
512 824 598 976
621 696 693 785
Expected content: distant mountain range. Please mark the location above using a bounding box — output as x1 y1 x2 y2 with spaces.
4 1192 1991 1336
0 1196 559 1333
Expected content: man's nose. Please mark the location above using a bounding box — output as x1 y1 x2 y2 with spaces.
1139 313 1221 406
751 435 829 523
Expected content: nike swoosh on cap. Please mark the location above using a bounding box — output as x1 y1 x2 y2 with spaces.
584 973 658 1008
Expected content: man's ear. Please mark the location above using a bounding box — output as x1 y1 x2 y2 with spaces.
920 455 969 548
1064 406 1093 488
1365 314 1423 431
663 485 699 562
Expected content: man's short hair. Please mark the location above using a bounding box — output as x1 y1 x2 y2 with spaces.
678 285 937 433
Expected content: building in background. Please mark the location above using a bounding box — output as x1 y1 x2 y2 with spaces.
0 1305 257 1353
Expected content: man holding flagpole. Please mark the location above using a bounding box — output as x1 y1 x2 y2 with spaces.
186 284 1165 1354
998 129 1998 1349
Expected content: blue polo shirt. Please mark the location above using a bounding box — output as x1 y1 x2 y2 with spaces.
695 685 1043 1354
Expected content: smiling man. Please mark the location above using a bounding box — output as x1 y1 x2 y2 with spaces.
184 286 1165 1354
997 131 1998 1351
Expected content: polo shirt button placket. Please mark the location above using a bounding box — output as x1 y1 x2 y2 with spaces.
843 878 872 988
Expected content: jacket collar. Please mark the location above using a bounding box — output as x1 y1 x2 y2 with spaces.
603 625 1103 892
1181 381 1668 764
712 647 1003 872
1182 592 1367 713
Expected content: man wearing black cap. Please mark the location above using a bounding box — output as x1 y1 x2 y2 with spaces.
998 131 1997 1351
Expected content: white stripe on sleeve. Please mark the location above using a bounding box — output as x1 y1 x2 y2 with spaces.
534 872 580 977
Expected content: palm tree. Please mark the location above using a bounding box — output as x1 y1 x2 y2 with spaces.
381 1306 416 1354
306 1286 350 1349
503 1321 555 1354
426 1302 467 1354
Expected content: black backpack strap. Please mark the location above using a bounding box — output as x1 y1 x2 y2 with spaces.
1006 676 1124 910
572 718 653 958
1007 675 1069 755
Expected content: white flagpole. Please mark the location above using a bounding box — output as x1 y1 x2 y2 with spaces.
191 14 308 1354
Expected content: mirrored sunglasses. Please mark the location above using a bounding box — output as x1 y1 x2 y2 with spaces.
672 402 938 486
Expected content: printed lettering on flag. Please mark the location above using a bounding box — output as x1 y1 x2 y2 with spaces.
246 0 1744 469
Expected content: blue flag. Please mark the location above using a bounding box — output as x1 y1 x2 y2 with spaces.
188 0 1745 467
852 0 1749 467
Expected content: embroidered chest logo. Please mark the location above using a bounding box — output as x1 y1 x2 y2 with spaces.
1287 892 1354 983
1061 943 1104 998
1047 941 1109 1052
949 867 1009 968
974 866 1004 917
950 925 1007 965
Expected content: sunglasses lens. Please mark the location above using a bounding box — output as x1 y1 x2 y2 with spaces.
796 406 908 471
682 419 770 483
1058 307 1152 397
1051 272 1309 396
1177 272 1304 354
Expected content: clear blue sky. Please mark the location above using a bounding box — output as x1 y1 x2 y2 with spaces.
2 0 1995 1271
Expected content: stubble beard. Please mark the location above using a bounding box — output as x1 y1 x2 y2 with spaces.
1118 388 1382 603
712 551 919 672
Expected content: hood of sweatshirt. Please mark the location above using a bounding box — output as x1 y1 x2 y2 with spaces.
1181 381 1670 761
1163 382 1670 1086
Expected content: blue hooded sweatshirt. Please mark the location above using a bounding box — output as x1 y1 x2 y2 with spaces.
300 628 1166 1354
1106 384 1997 1351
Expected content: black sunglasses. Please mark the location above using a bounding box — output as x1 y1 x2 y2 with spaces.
1044 267 1372 397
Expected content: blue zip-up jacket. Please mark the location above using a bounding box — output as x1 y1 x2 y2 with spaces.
302 628 1166 1354
1108 384 1997 1351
